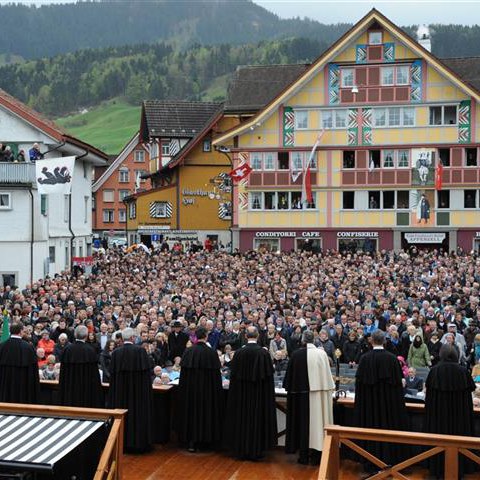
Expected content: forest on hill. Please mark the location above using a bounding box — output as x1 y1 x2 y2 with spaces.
0 38 327 116
0 0 349 59
1 1 479 61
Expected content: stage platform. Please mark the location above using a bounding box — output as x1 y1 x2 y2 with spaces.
123 445 480 480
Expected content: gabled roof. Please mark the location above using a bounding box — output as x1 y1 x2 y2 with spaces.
0 88 107 162
213 8 480 146
140 100 223 140
441 57 480 93
225 64 310 114
92 132 139 192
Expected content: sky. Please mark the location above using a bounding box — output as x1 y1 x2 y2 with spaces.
2 0 480 25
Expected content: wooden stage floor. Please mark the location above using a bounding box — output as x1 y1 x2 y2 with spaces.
123 445 480 479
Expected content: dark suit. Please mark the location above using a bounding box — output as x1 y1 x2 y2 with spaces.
405 376 423 391
168 330 189 361
96 332 111 350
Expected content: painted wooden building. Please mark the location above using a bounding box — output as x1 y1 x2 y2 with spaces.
124 101 239 248
214 9 480 253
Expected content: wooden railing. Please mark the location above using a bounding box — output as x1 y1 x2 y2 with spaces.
0 403 126 480
318 425 480 480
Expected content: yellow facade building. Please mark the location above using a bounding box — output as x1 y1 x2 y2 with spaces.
125 101 238 248
214 9 480 253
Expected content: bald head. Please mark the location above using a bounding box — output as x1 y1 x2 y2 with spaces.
245 326 259 339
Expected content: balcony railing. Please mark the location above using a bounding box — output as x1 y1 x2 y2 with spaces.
0 162 36 185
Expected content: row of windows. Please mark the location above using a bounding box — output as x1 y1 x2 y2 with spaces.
340 65 410 88
342 189 480 210
103 189 131 203
250 151 318 171
102 209 126 223
343 147 479 169
249 191 316 210
1 193 89 223
295 104 459 131
118 168 148 183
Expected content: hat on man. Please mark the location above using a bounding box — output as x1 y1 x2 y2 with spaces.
172 320 183 328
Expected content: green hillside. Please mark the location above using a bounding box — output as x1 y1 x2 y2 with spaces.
56 99 141 155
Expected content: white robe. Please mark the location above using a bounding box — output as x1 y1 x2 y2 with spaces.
306 344 335 451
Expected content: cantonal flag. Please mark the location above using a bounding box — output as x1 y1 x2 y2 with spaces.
435 161 443 191
228 163 252 182
302 131 324 205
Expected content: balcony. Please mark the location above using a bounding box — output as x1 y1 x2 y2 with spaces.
0 162 36 185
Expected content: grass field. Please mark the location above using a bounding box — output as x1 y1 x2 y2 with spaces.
56 80 228 155
56 98 141 155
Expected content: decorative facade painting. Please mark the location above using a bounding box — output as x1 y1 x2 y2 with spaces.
411 148 435 186
237 152 250 210
347 109 359 146
149 201 173 218
362 108 373 145
383 42 395 62
328 63 340 105
283 107 295 147
218 201 232 220
410 190 435 227
410 60 422 103
356 45 367 64
458 100 471 143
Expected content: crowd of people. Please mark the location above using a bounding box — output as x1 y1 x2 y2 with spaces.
0 142 43 162
0 246 479 470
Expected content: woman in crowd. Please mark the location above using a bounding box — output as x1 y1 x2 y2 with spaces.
408 334 431 369
100 339 115 383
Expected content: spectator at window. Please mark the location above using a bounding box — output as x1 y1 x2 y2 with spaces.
3 146 14 162
16 149 26 162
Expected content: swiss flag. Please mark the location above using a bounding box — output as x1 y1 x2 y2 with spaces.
435 162 443 191
228 162 252 182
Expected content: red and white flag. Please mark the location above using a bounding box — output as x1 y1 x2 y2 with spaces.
228 162 252 182
302 131 324 205
435 161 443 191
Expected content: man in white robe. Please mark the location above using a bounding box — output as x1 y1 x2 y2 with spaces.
283 330 335 465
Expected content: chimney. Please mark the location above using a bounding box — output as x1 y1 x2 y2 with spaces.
417 25 431 52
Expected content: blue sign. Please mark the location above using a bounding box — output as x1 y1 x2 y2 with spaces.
152 234 160 241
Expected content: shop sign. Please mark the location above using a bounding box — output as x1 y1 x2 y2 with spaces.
404 232 446 244
138 225 170 234
337 231 379 238
256 231 296 238
475 232 480 238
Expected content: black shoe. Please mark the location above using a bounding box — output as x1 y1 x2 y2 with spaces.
187 441 196 453
297 456 309 465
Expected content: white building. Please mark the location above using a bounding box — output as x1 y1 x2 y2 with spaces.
0 89 107 288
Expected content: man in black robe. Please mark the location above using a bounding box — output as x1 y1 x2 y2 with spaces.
425 343 476 478
354 329 408 469
108 328 153 453
0 321 40 403
283 330 335 465
59 325 104 408
224 326 277 460
177 326 223 452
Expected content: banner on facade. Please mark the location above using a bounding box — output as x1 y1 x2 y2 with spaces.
36 156 75 194
404 232 446 244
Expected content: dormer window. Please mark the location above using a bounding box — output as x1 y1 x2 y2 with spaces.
369 31 383 45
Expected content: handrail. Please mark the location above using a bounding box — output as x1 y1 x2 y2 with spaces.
94 418 122 480
319 424 480 480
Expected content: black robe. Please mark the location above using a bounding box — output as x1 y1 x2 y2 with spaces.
0 336 40 404
224 342 277 459
424 361 476 477
354 348 409 466
177 342 224 445
283 347 310 454
59 341 104 408
108 343 153 453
